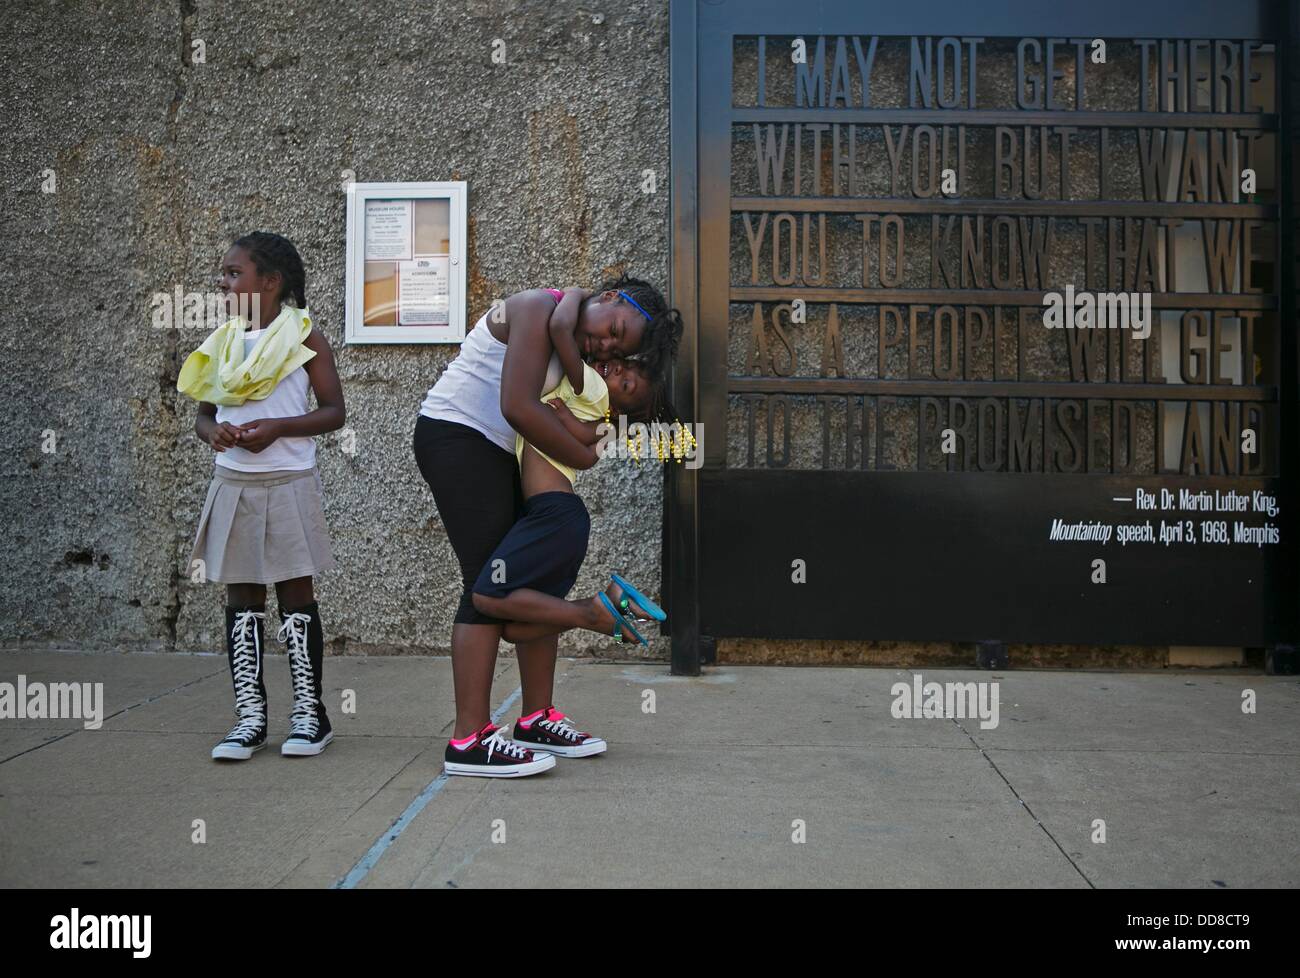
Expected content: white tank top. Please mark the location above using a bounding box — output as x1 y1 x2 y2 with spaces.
420 313 564 454
214 328 315 472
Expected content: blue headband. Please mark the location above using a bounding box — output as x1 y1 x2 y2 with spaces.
619 290 653 321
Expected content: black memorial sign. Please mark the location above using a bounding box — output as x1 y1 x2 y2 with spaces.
665 0 1296 670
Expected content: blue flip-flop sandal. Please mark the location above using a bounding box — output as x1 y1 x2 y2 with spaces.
598 592 648 647
610 573 667 622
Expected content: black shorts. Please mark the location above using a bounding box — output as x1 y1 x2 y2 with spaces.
412 416 524 626
472 491 590 602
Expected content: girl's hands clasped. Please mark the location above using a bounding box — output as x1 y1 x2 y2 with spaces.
232 418 283 453
206 421 243 452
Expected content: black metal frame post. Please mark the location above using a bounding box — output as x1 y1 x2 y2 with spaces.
667 0 702 675
1274 0 1300 668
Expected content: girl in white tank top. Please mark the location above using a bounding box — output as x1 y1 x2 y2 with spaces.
182 232 347 763
412 279 685 778
419 311 564 454
215 335 315 471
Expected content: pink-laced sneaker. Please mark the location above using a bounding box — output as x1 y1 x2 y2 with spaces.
444 722 557 778
512 707 607 758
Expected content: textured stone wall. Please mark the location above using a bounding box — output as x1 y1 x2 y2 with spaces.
0 0 673 656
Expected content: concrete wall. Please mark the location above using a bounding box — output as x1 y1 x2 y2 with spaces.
0 0 673 656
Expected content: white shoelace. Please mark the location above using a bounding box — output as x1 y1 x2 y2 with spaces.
278 612 318 738
482 728 530 760
539 715 583 742
225 610 265 742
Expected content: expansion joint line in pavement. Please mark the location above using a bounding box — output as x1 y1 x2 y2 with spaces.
331 685 524 890
0 666 227 766
953 718 1097 889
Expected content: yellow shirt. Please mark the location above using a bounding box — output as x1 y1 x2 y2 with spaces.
515 363 609 484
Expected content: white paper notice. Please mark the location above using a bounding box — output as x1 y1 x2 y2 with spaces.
398 258 450 326
365 200 413 261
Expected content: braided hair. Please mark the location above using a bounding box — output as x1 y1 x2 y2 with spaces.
593 272 683 382
232 231 307 308
634 372 678 426
625 368 691 464
620 359 678 426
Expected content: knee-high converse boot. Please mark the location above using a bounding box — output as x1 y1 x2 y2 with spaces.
212 607 269 761
278 602 333 756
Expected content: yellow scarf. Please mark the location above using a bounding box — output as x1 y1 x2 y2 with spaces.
176 305 316 406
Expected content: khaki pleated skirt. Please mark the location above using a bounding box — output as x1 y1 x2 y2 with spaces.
189 466 336 584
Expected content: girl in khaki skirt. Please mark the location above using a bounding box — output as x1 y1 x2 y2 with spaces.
178 232 345 761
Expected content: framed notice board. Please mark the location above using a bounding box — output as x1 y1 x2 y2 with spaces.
345 181 467 343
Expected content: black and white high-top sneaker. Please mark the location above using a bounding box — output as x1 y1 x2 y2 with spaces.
278 602 334 757
212 607 269 761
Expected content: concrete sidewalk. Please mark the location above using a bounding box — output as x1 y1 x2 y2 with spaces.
1 650 1297 888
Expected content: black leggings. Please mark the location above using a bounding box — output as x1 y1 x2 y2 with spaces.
413 416 524 625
